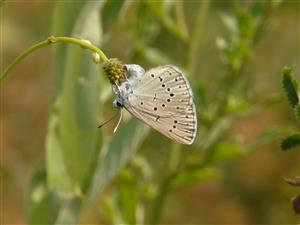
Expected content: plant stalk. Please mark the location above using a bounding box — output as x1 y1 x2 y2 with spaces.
187 0 211 78
0 36 108 84
148 142 181 224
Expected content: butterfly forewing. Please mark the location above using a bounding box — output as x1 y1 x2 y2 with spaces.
124 65 197 145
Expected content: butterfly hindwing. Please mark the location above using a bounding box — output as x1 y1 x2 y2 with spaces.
124 65 197 145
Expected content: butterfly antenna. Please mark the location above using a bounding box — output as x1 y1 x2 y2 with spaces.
98 111 119 128
113 110 123 133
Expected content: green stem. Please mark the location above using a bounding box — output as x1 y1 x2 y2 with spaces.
187 0 211 78
0 36 108 84
175 1 189 40
148 142 181 224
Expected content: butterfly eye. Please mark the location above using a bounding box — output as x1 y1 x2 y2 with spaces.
116 101 122 107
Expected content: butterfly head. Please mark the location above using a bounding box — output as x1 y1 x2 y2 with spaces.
113 81 133 109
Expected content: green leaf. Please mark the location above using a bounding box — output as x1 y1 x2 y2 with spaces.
52 1 103 190
54 197 82 224
26 168 61 225
51 1 86 100
281 133 300 151
237 9 254 38
46 107 72 193
27 167 82 225
43 2 105 224
88 119 149 202
282 67 299 107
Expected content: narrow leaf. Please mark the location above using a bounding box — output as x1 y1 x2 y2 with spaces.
54 197 82 225
282 67 299 107
88 119 149 202
46 107 72 193
26 168 61 225
55 1 103 189
51 1 86 100
44 2 104 224
281 133 300 151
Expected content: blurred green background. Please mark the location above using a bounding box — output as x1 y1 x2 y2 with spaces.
1 0 299 224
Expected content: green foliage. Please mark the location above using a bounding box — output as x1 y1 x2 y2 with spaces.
282 67 299 107
88 119 149 201
281 134 300 151
26 168 61 225
102 169 140 224
3 0 291 224
281 67 300 152
42 2 104 224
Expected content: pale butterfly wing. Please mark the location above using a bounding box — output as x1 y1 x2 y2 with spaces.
124 65 197 145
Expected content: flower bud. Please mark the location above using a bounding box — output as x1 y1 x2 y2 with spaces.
103 58 127 86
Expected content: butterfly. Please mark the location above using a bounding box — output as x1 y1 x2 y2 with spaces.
112 64 197 145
